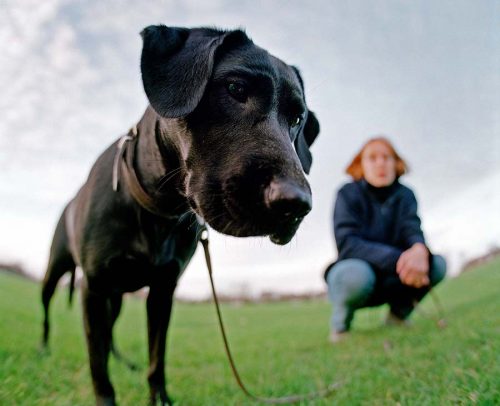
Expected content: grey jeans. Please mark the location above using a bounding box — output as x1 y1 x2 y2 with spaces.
326 255 447 333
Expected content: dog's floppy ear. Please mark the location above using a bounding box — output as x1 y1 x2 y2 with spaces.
294 111 320 174
291 66 320 174
140 25 249 118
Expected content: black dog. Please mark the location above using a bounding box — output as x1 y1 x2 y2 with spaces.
41 25 319 405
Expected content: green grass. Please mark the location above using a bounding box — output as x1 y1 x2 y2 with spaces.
1 258 499 405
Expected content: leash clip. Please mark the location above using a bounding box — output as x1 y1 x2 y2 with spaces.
196 214 209 242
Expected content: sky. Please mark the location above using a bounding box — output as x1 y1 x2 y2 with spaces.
1 0 499 299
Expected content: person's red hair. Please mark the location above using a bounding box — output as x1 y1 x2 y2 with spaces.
346 137 408 181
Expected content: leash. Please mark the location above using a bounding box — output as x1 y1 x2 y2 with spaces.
198 221 341 404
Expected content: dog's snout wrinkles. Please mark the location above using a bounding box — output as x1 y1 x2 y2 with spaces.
265 180 312 221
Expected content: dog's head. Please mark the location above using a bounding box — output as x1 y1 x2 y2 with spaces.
140 25 319 245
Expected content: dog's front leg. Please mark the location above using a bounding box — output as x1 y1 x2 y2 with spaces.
82 281 116 406
146 269 178 406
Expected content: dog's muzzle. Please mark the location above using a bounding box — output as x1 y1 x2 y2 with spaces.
264 179 312 245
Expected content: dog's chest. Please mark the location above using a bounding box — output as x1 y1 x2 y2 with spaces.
134 212 199 270
141 227 178 266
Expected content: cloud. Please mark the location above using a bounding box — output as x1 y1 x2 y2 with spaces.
1 0 499 297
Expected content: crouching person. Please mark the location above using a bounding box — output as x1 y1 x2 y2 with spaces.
325 137 446 343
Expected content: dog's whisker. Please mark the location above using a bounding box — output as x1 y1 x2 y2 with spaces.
158 167 182 182
174 211 193 227
156 168 183 192
221 219 234 235
196 211 227 231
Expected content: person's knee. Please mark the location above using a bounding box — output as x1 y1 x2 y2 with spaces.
327 259 376 303
429 255 447 286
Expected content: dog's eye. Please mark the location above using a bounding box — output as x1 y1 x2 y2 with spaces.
227 82 248 103
290 114 304 128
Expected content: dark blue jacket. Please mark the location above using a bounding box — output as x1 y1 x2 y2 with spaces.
326 179 426 278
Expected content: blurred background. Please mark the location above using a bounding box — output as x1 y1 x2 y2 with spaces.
1 0 499 299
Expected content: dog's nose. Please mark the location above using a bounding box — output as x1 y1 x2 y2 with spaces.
264 179 312 222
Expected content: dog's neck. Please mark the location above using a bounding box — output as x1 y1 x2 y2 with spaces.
134 106 188 216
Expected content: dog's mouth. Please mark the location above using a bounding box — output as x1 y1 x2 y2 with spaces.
269 219 302 245
269 229 297 245
186 167 309 245
191 192 304 245
208 214 302 245
224 195 304 244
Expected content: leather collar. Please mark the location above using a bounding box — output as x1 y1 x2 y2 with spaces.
113 125 176 219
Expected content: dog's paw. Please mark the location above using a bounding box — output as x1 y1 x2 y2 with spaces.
149 388 173 406
37 341 51 357
96 395 116 406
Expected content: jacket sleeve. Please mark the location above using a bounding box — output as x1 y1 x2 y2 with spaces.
333 188 402 273
399 189 426 247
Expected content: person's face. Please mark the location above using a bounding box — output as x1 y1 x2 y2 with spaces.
361 141 397 187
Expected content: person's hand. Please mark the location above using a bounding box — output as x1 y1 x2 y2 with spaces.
396 243 430 288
